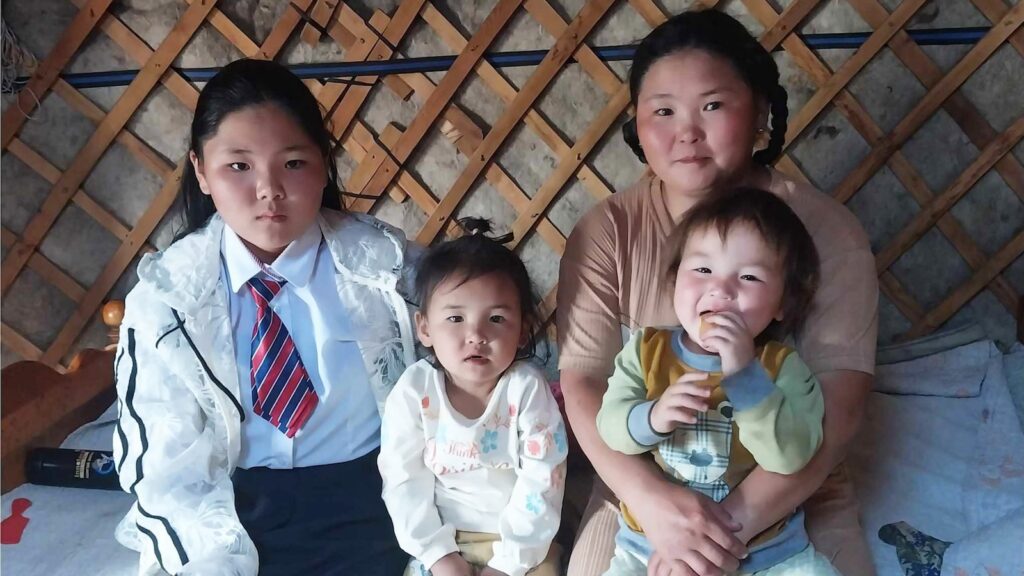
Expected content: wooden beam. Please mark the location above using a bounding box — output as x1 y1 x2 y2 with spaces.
0 0 114 150
875 116 1024 273
327 1 427 141
0 227 85 302
1 323 43 362
350 0 525 212
903 230 1024 339
746 0 1020 314
6 139 158 253
847 0 1024 205
0 0 218 296
42 165 185 365
416 0 617 245
356 12 568 254
509 84 630 248
785 0 925 144
832 3 1024 203
424 2 614 201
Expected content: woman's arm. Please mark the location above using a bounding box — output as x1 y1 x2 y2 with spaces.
722 369 872 543
114 309 257 576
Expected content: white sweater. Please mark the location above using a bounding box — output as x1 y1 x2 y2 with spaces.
379 359 567 576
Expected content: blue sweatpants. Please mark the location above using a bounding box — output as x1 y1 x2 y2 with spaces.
233 449 408 575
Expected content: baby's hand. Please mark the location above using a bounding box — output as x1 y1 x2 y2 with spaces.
699 311 755 376
649 372 712 434
430 553 475 576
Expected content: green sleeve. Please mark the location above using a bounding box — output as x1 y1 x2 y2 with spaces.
597 330 663 455
729 353 824 474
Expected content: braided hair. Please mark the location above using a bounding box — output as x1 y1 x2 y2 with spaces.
622 9 788 167
414 217 541 361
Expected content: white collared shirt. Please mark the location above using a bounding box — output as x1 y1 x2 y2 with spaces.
222 223 381 469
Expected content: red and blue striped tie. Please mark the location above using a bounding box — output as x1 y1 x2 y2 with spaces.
248 277 319 437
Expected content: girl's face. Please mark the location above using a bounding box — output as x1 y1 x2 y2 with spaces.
635 49 765 197
191 103 327 263
415 272 526 393
673 222 785 352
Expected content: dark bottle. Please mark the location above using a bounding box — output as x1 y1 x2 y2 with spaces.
25 448 121 491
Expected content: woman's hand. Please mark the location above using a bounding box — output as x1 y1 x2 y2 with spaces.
628 480 748 576
699 312 755 376
430 553 476 576
649 372 712 434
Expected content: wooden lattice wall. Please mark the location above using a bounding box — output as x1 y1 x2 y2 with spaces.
1 0 1023 372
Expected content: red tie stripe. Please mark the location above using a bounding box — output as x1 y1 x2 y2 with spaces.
248 277 319 437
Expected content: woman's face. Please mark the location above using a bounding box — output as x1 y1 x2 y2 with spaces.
635 49 765 197
191 103 327 263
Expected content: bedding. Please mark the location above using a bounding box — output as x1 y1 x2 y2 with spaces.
850 329 1024 575
3 328 1022 576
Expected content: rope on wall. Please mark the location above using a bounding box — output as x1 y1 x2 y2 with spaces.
2 17 40 118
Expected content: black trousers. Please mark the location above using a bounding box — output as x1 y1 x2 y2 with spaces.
233 449 408 575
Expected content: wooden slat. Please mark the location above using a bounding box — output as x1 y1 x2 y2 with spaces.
417 0 617 245
69 0 199 110
6 139 156 252
510 84 630 248
880 271 925 324
759 0 821 50
350 0 525 212
970 0 1024 57
0 228 85 301
847 0 1024 205
51 81 172 178
1 323 43 362
259 0 316 59
0 0 115 150
301 0 337 46
903 230 1024 339
424 2 614 201
876 116 1024 273
785 0 926 144
746 0 1020 314
43 165 184 364
327 2 427 141
358 12 568 254
523 0 621 94
832 3 1024 203
0 0 218 296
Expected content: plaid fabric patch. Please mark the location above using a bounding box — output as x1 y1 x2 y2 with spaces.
657 403 734 502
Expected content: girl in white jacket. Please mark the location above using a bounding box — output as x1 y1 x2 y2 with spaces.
113 59 417 575
379 218 568 576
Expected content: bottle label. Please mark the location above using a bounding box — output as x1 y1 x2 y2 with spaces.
74 451 116 479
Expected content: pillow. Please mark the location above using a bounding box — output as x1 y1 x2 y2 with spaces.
874 339 992 397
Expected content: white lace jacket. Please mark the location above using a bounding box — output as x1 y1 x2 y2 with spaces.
112 210 418 575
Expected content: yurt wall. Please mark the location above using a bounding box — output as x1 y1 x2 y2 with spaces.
1 0 1022 372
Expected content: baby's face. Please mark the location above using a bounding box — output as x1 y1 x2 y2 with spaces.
672 222 786 351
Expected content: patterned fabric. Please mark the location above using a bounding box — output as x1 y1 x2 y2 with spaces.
878 521 950 576
248 277 319 437
657 400 735 501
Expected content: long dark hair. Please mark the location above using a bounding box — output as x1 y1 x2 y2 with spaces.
664 187 819 339
176 59 342 240
622 9 788 167
415 217 541 363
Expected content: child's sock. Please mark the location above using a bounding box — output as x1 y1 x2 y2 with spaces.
878 521 951 576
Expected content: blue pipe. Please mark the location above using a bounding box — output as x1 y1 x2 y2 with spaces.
33 27 990 90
